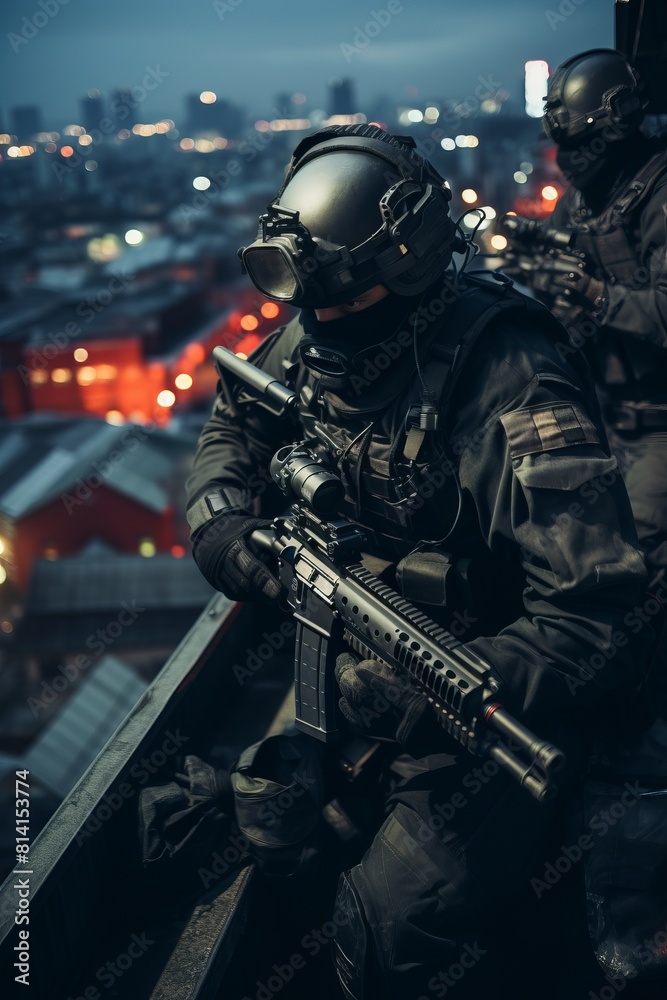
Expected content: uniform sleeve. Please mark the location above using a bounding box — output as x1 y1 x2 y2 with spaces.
185 320 303 513
601 175 667 348
451 325 653 731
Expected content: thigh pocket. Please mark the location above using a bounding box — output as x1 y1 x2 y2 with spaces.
584 779 667 981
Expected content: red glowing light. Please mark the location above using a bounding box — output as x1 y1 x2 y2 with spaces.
185 342 206 365
260 302 280 319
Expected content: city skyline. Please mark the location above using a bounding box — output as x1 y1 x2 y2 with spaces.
2 0 614 129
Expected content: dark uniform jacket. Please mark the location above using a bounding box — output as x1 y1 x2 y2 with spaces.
548 139 667 405
187 277 653 744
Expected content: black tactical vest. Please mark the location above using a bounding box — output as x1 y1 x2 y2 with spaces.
287 274 544 557
563 151 666 284
557 150 667 395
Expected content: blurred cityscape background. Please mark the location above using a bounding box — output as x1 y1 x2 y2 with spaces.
0 0 649 873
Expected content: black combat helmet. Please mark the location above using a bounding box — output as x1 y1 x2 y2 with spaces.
543 48 646 146
239 124 459 309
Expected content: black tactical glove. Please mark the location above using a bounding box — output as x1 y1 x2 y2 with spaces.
535 253 607 318
191 505 281 602
334 652 448 757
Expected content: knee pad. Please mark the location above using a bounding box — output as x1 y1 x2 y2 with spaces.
333 869 374 1000
231 730 323 877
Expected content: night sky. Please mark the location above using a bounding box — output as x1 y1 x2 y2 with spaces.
2 0 615 129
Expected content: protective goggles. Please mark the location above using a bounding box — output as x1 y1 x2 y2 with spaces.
239 180 447 309
239 205 363 308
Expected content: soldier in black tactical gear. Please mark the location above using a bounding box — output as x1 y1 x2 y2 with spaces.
186 125 655 998
501 48 667 589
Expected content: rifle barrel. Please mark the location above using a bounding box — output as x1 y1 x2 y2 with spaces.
213 346 298 414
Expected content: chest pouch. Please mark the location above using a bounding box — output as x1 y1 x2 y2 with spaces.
396 549 470 609
395 545 521 638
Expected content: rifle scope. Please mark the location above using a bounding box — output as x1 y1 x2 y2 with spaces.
500 214 573 250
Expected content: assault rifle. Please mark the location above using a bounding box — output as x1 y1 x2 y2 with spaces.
213 346 565 803
498 213 589 287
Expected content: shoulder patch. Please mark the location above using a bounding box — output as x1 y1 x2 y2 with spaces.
500 402 600 458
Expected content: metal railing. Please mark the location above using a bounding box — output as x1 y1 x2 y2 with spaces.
0 592 246 999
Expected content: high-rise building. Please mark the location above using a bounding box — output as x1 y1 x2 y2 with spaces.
274 93 293 118
328 79 356 116
524 61 550 119
11 106 43 140
185 94 243 138
110 88 134 132
80 90 105 135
